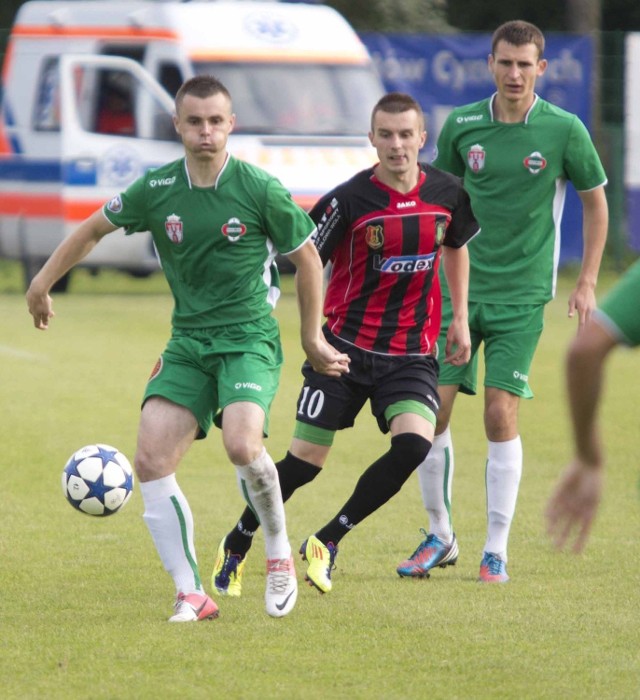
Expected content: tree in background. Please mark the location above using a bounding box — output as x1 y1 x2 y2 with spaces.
326 0 453 32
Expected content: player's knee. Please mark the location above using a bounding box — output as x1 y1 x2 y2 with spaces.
134 446 173 482
224 434 264 467
484 392 519 441
276 452 322 489
389 433 432 484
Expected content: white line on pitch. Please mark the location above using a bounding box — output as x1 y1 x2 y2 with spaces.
0 344 48 361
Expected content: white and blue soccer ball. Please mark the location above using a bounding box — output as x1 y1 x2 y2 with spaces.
62 444 134 516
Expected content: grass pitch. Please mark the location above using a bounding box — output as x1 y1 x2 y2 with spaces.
1 261 638 699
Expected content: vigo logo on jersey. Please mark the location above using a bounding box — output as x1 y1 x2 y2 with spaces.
222 217 247 242
373 253 436 273
149 176 176 188
467 144 485 172
365 224 384 249
165 214 183 244
523 151 547 174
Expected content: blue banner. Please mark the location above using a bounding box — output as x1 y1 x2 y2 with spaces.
360 33 595 264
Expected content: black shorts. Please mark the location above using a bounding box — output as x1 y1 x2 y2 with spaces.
295 328 440 434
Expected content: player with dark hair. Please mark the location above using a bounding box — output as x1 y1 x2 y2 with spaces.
398 20 608 582
212 91 479 595
26 75 349 621
546 259 640 553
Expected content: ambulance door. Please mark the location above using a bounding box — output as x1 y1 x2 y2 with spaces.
57 55 181 277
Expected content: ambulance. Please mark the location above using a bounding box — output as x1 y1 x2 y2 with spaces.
0 0 383 289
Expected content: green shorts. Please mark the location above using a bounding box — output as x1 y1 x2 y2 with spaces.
597 258 640 347
143 316 283 439
437 297 544 399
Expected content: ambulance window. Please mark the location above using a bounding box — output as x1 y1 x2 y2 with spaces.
158 64 183 98
95 70 136 137
101 45 146 64
194 62 381 136
33 57 61 132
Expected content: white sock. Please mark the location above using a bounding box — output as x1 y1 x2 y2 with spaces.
235 448 291 560
484 436 523 560
140 474 203 595
416 427 454 543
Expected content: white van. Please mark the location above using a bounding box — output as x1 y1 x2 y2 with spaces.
0 0 383 288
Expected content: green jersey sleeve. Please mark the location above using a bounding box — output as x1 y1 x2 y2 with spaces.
433 114 466 177
102 175 150 235
563 116 607 191
263 177 315 255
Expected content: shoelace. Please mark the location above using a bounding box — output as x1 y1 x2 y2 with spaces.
218 551 240 585
485 554 504 575
410 529 437 558
325 543 338 576
267 560 293 594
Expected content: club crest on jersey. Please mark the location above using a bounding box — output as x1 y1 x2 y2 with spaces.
467 144 485 172
435 220 446 245
222 217 247 242
523 151 547 174
365 225 384 250
165 214 184 244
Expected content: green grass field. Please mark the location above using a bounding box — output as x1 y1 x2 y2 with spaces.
1 261 638 699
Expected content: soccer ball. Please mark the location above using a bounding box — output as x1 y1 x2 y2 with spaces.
62 444 134 516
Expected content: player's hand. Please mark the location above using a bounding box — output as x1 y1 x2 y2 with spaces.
304 338 350 377
26 287 55 330
568 282 597 331
545 458 603 554
443 318 471 365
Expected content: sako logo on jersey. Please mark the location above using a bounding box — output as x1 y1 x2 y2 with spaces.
523 151 547 174
467 144 485 172
165 214 183 244
221 217 247 242
374 253 436 273
365 224 384 249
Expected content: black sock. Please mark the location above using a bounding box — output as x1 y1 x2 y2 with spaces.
315 434 431 546
224 451 322 555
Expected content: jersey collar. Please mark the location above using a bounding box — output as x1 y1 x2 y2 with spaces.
182 152 232 190
489 92 540 124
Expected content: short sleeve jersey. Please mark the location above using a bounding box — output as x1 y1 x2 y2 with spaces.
434 94 607 305
103 156 314 328
310 165 479 355
595 258 640 347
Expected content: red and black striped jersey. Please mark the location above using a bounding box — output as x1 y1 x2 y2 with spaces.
310 163 479 355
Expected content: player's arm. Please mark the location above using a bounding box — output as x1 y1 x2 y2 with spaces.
287 240 350 377
441 244 471 365
26 209 118 329
568 185 608 329
545 317 617 552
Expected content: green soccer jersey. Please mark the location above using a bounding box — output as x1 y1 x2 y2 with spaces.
597 258 640 347
103 155 314 328
434 94 607 304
